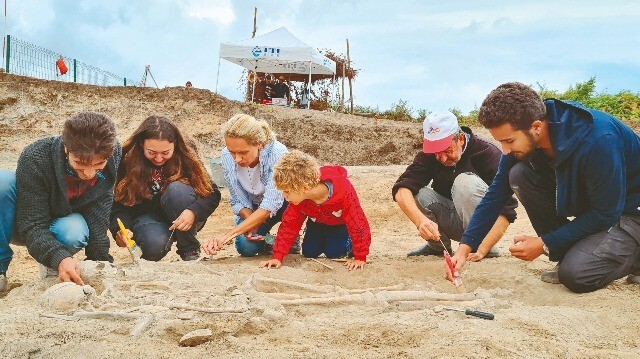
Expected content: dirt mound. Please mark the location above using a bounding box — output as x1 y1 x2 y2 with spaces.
0 73 421 167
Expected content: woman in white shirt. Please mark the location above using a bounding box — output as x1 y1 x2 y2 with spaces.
203 114 298 256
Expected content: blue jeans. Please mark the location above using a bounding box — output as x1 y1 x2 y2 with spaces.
235 203 287 256
301 220 352 259
0 170 89 273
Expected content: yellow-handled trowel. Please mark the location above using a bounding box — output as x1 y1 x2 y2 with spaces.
117 218 142 262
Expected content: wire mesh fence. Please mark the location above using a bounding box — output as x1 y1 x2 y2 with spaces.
3 35 139 86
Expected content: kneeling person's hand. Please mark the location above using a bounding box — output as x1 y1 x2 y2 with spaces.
344 259 366 270
57 257 84 285
509 236 544 261
115 229 133 248
417 217 440 241
259 259 282 269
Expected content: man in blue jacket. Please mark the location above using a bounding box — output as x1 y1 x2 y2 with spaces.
446 82 640 293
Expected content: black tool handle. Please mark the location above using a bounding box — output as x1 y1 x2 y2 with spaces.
465 309 494 320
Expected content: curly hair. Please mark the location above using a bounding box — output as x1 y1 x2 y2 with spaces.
62 112 116 163
478 82 547 130
221 113 275 146
274 150 320 193
115 116 213 206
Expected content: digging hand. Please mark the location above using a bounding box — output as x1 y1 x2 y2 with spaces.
259 259 282 269
509 235 544 261
203 236 229 255
467 249 486 262
57 257 84 285
444 244 471 282
203 238 218 255
115 229 133 248
344 260 366 271
417 217 440 241
169 209 196 231
245 225 263 241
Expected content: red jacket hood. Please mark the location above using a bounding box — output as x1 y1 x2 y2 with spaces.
320 165 348 200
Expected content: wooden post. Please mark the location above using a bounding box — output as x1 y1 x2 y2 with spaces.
339 60 345 112
252 7 257 37
246 7 258 102
347 39 353 114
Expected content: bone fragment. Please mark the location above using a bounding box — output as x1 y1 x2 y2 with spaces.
255 276 336 293
278 290 479 306
130 314 154 336
179 329 214 347
307 258 334 270
169 303 249 314
73 310 147 319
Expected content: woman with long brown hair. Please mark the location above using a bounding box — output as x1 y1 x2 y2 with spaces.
109 116 220 261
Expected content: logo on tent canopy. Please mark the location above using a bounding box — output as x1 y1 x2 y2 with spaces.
283 63 308 73
252 46 281 58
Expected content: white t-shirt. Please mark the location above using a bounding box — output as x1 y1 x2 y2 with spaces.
236 164 265 205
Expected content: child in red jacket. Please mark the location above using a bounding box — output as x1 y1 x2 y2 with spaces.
259 150 371 270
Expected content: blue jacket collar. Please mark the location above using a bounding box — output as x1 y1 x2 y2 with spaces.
545 99 594 166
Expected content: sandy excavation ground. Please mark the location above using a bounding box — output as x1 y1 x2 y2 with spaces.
0 74 639 358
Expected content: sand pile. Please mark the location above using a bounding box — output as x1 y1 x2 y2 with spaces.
0 73 421 169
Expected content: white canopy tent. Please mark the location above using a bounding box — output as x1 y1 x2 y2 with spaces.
216 27 336 108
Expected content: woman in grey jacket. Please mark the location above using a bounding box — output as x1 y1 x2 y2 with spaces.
0 112 120 290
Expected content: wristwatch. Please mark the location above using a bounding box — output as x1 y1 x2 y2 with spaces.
542 241 549 255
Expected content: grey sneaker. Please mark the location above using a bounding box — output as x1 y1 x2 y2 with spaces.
0 273 7 293
289 235 301 254
626 271 640 284
262 234 275 255
179 248 201 261
38 263 59 280
541 264 560 284
407 243 451 257
483 247 501 258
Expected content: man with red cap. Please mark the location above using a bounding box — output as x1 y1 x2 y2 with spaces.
392 111 518 260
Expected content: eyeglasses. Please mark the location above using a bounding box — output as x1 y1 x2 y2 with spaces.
435 143 457 156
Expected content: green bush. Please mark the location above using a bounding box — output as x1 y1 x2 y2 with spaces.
538 77 640 123
383 99 416 122
356 78 639 126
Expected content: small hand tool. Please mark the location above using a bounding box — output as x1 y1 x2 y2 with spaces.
117 218 142 262
164 228 176 253
442 307 495 320
443 246 466 293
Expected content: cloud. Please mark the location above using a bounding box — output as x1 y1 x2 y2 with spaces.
8 0 55 34
4 0 639 113
182 0 235 26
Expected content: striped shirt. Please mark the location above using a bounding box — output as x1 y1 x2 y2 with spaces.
221 140 288 217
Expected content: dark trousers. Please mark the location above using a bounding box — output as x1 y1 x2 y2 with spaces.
301 220 351 259
133 182 204 261
509 160 640 293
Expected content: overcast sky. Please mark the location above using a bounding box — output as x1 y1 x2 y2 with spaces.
5 0 640 113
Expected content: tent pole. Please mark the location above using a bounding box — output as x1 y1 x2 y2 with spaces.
251 63 257 103
307 61 312 109
332 74 336 111
215 56 221 94
251 71 256 103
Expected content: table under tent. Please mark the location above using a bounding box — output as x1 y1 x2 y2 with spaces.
216 27 337 109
